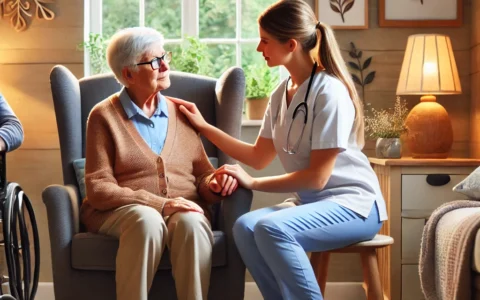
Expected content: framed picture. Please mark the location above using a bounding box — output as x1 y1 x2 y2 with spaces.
315 0 368 30
379 0 463 27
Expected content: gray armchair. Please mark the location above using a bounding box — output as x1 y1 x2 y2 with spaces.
43 65 253 300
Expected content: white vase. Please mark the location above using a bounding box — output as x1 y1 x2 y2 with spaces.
375 138 402 159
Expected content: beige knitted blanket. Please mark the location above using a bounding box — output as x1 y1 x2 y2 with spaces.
419 200 480 300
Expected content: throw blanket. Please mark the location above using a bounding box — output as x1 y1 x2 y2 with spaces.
419 200 480 300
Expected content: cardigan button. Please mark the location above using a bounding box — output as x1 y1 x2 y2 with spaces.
159 173 165 178
162 189 167 195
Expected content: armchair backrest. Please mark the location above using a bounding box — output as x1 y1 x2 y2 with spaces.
50 65 245 196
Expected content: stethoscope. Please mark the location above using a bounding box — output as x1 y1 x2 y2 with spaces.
277 62 318 154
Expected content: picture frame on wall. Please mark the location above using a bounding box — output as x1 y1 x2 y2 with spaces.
379 0 463 27
315 0 369 30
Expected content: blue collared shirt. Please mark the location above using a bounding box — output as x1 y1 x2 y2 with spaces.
0 93 23 152
119 88 168 155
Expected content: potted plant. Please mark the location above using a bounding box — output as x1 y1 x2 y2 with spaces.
364 96 409 158
244 64 279 120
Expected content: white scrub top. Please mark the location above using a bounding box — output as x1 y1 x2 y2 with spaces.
259 71 388 221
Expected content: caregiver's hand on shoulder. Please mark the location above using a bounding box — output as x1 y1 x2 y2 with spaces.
169 98 208 133
214 164 255 190
163 197 204 217
209 173 239 196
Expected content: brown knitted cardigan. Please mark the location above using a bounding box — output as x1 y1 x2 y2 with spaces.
80 94 221 232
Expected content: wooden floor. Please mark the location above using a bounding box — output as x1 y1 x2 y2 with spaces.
32 281 367 300
244 282 367 300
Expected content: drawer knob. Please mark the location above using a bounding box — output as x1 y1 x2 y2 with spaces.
426 174 451 186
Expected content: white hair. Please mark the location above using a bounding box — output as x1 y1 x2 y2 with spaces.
106 27 164 87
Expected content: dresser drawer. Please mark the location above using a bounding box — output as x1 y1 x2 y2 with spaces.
402 174 466 211
402 217 427 264
402 265 424 300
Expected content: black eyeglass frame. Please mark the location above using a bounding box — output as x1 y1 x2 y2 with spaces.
135 51 172 70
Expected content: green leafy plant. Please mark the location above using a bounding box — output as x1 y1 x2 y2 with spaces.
169 35 213 76
364 96 409 138
245 64 279 99
348 42 375 105
78 33 110 75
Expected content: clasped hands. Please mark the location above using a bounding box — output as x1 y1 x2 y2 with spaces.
162 170 243 217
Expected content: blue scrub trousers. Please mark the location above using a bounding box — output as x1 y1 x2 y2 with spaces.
233 200 382 300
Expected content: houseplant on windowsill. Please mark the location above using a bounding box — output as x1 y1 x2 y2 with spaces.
365 96 409 158
244 64 279 120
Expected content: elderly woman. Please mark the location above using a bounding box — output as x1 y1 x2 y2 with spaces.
80 27 237 300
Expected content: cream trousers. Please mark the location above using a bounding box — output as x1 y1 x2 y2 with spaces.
98 204 214 300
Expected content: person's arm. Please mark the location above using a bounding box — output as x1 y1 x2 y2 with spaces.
0 94 24 152
216 81 352 193
203 126 276 170
192 133 238 202
170 98 276 170
216 148 339 192
84 107 169 213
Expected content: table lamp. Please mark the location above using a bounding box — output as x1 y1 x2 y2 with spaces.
396 34 462 158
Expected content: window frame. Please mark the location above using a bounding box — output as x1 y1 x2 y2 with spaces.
84 0 261 76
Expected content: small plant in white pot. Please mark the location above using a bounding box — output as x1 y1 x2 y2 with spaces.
365 96 409 158
244 64 279 120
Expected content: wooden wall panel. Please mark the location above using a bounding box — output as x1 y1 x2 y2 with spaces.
0 0 83 282
0 64 83 149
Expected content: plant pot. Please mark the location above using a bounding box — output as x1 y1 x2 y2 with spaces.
375 138 402 159
245 97 269 120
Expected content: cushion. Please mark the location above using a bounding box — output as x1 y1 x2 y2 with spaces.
71 230 226 271
72 157 219 200
72 158 86 200
453 167 480 200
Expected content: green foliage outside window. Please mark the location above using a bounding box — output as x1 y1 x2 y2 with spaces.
86 0 279 80
78 33 110 75
245 64 279 99
169 36 213 76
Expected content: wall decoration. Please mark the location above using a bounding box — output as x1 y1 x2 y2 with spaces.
379 0 462 27
0 0 55 32
348 42 375 105
315 0 368 30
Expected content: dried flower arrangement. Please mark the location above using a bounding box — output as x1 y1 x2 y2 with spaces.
364 96 409 139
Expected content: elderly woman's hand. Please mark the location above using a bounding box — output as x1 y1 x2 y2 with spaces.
209 173 238 196
169 98 208 133
163 197 204 217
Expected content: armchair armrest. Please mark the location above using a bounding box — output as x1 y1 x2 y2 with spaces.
42 184 81 276
218 186 253 235
214 186 252 299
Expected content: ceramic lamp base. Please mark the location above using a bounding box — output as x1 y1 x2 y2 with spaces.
404 95 453 159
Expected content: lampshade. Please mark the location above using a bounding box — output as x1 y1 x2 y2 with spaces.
396 34 462 159
397 34 462 96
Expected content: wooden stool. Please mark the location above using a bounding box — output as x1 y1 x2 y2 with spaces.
310 234 394 300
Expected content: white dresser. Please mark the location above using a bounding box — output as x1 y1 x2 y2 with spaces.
368 158 480 300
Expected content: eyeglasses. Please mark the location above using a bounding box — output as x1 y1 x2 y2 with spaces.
135 52 172 70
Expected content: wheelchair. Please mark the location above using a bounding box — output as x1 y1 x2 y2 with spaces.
0 152 40 300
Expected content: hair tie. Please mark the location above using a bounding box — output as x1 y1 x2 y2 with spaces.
316 22 322 29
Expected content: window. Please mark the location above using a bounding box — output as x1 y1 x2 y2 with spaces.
85 0 279 79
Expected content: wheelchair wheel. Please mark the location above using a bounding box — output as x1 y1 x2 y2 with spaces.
2 183 40 300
